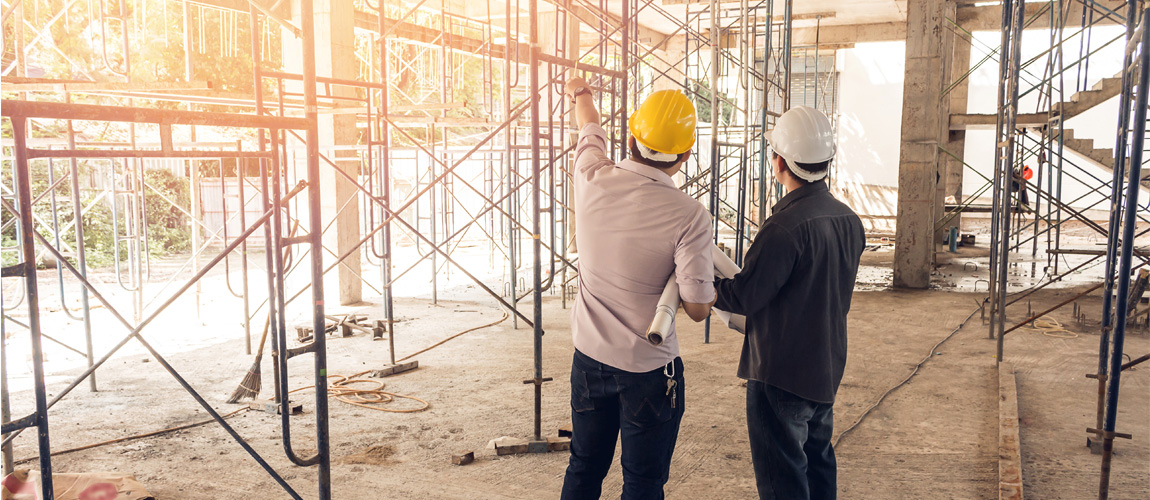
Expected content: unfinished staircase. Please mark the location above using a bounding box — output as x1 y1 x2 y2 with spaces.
1054 128 1115 171
1051 73 1123 119
953 71 1143 186
1044 74 1150 188
949 73 1124 129
1046 124 1150 189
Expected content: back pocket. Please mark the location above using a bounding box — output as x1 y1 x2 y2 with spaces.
571 367 595 413
616 374 673 427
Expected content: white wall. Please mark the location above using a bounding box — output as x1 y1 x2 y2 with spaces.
962 26 1126 213
830 26 1126 219
835 41 906 188
832 41 905 223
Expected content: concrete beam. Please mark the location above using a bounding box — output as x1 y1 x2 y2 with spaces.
792 22 905 46
786 1 1125 45
956 0 1123 31
949 112 1050 130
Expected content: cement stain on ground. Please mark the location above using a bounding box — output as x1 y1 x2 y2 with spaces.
340 444 397 465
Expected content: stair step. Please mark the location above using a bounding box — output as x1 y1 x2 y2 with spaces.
1091 76 1122 93
1048 73 1124 119
1066 137 1095 151
1067 89 1100 104
1090 150 1115 165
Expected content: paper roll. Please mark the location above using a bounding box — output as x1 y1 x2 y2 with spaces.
711 245 747 334
646 244 747 345
712 245 741 279
645 276 680 346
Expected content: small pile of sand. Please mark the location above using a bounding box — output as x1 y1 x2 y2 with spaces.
339 444 396 465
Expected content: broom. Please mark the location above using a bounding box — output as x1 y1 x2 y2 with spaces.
227 313 271 403
224 201 303 404
226 220 301 404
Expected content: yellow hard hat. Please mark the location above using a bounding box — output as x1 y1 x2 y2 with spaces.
628 90 697 155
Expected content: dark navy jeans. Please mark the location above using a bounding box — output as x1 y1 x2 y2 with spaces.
746 380 837 500
560 349 685 500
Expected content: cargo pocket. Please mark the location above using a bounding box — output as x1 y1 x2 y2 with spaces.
617 374 674 427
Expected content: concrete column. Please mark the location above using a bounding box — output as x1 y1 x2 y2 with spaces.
934 13 957 245
652 47 685 93
289 0 363 305
894 0 954 288
945 31 972 221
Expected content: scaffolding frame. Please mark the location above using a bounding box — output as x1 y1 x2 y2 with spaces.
1 0 795 495
976 2 1149 499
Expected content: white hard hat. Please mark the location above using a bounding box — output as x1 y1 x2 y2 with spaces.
767 106 836 182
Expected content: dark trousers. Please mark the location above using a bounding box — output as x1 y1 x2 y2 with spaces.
746 380 837 500
560 350 685 500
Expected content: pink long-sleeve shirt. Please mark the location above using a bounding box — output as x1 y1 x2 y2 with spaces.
571 123 715 373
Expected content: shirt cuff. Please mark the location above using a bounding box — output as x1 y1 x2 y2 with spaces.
678 279 716 304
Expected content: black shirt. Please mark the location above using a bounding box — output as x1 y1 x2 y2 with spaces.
714 181 865 403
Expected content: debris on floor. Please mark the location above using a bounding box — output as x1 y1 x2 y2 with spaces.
2 470 153 500
339 444 397 466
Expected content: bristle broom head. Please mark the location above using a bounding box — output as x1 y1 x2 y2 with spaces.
226 366 261 404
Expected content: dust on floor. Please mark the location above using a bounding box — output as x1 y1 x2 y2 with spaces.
4 288 1147 499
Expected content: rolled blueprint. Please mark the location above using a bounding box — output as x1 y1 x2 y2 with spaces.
712 245 741 279
646 275 680 346
711 246 748 334
644 245 748 346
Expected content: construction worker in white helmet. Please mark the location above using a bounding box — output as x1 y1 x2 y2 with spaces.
713 106 865 500
560 76 716 499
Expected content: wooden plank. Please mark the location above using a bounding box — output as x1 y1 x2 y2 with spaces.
370 360 420 378
999 362 1024 500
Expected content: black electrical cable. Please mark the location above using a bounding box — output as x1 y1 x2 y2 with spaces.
833 307 980 448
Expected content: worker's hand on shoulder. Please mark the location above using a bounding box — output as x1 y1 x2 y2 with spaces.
565 77 590 98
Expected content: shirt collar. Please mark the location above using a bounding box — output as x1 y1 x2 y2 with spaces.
616 159 677 188
772 180 829 214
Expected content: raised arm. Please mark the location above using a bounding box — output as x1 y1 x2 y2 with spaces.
566 77 600 128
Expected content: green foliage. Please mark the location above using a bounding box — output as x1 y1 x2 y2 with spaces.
2 0 278 94
690 79 735 127
0 162 191 269
142 169 191 255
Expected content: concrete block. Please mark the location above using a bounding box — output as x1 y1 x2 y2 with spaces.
371 360 419 378
451 451 474 466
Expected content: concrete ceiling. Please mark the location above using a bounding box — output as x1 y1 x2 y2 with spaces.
462 0 910 37
445 0 1127 48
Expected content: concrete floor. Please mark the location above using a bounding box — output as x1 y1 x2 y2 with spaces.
5 267 1147 498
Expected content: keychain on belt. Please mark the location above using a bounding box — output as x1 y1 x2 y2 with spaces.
664 361 677 409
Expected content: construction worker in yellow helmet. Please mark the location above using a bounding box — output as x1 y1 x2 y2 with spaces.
560 76 716 499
